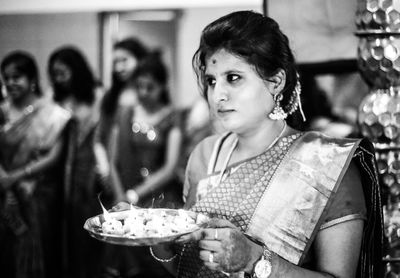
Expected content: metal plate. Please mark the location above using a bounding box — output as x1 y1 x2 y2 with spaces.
83 208 201 246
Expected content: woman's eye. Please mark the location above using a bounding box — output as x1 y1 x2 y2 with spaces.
206 77 216 86
227 74 240 82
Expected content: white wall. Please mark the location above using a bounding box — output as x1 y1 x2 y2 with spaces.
0 13 100 94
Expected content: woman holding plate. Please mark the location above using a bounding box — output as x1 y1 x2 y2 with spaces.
113 10 382 278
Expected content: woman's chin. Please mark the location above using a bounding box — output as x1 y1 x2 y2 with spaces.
219 122 241 133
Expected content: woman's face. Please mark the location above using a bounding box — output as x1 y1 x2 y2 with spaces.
2 63 33 102
135 73 164 107
113 48 138 82
51 60 72 89
204 49 275 134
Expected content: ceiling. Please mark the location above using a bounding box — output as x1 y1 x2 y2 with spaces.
0 0 262 14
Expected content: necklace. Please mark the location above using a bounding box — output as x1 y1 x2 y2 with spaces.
216 121 287 186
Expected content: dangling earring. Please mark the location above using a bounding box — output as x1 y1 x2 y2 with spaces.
268 93 287 120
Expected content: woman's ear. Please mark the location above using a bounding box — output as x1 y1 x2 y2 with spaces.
267 69 286 96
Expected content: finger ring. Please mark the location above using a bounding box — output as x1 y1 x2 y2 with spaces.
209 252 214 263
214 229 218 240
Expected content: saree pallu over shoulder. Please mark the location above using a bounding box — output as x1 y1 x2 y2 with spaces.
246 131 382 277
0 99 71 167
37 101 71 146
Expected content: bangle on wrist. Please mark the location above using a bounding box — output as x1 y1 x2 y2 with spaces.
149 246 177 263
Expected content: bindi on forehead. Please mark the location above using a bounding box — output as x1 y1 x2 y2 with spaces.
212 59 217 64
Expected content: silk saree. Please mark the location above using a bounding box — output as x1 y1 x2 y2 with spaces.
178 131 382 278
0 98 70 278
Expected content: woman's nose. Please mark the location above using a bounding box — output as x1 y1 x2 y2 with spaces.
114 62 124 73
214 82 229 102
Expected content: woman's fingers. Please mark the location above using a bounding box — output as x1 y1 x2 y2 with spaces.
199 249 230 275
175 225 232 245
201 227 224 240
110 202 130 212
176 226 223 244
199 249 219 265
175 228 204 243
206 218 236 229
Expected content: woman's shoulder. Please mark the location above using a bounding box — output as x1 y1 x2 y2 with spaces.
38 98 71 122
302 130 362 143
190 133 227 159
297 130 372 156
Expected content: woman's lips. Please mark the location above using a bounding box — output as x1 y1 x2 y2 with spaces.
217 108 235 115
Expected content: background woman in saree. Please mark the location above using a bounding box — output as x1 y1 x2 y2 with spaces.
97 37 149 204
102 51 182 278
48 45 110 278
0 51 70 278
98 38 148 155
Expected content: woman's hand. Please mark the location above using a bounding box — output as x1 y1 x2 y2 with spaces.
110 201 132 212
176 218 262 274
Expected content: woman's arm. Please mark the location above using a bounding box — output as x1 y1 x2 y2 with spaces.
0 136 66 190
131 126 183 202
263 219 364 278
150 243 180 277
178 218 364 278
107 125 127 202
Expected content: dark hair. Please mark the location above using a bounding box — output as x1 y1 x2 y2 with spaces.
101 37 149 116
192 10 299 114
1 50 42 96
114 38 148 61
132 50 170 105
48 45 96 104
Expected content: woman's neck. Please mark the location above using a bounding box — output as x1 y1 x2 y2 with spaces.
134 103 170 125
11 93 38 110
233 120 288 161
140 100 165 114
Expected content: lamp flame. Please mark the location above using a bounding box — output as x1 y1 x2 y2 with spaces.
98 193 111 222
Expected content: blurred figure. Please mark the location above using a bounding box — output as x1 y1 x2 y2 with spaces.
103 51 181 278
0 50 70 278
287 70 338 132
290 61 364 138
48 46 109 278
0 80 6 124
177 97 214 183
99 38 149 163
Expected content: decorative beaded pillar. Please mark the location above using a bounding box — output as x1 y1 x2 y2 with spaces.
356 0 400 275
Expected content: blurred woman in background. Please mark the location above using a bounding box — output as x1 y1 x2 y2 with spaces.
99 38 148 156
48 45 109 278
103 51 182 278
0 50 70 278
97 37 149 204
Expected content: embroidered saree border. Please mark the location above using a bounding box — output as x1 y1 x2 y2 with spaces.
246 131 361 264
